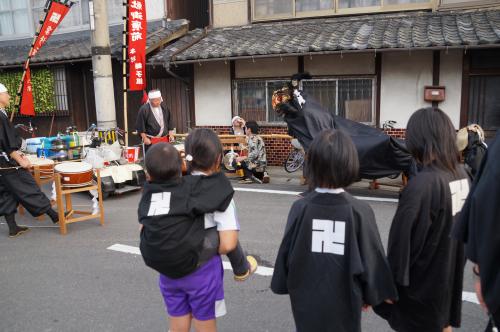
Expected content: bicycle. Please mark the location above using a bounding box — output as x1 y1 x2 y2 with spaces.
382 120 396 130
284 138 305 173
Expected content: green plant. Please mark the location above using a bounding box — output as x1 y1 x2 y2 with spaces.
0 68 56 114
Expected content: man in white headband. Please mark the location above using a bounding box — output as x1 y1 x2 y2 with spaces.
135 89 174 150
0 83 59 237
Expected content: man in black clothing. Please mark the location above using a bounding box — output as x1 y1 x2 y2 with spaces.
453 132 500 332
135 90 174 151
0 83 59 237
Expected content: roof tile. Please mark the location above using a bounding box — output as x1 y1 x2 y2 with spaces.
149 9 500 65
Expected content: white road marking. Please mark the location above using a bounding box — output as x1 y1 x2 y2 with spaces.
233 187 399 203
222 261 274 277
108 243 479 305
462 291 480 304
107 243 141 255
107 243 274 277
0 222 59 228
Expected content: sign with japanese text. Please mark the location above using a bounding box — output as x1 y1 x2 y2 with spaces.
30 1 71 57
127 0 147 91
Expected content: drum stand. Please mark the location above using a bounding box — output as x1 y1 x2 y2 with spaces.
54 169 104 235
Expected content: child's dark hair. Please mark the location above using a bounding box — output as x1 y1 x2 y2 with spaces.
145 142 182 181
246 121 259 134
406 107 459 175
305 129 359 189
184 128 223 172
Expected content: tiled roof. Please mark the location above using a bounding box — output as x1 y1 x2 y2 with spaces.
0 19 188 67
150 9 500 66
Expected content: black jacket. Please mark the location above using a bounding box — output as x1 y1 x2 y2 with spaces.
138 172 233 279
135 103 173 137
271 191 397 332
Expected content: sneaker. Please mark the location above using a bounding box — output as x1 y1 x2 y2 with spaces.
234 256 258 282
262 172 270 184
9 226 29 238
250 175 263 184
238 178 253 184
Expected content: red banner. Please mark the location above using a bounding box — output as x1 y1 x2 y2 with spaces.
20 67 35 116
127 0 147 91
30 1 71 57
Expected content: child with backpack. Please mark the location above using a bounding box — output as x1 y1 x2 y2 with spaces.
138 131 256 332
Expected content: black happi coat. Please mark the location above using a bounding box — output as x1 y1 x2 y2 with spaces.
453 133 500 322
374 165 470 332
0 111 51 217
282 98 416 179
135 103 173 137
138 172 233 279
271 191 398 332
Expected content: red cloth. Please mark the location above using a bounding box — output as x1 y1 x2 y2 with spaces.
31 2 70 57
128 0 147 91
141 90 148 104
20 67 35 116
150 136 169 145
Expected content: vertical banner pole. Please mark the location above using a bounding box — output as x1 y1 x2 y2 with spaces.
11 0 52 122
122 0 129 146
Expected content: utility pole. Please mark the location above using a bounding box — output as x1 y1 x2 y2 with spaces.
89 0 117 129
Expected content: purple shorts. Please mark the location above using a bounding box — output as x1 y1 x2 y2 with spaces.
159 255 226 321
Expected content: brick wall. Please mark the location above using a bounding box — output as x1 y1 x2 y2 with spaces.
197 125 407 166
383 128 406 139
198 125 293 166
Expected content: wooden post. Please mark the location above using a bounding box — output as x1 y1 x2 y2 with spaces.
97 169 104 226
54 173 67 235
122 0 129 146
10 0 52 122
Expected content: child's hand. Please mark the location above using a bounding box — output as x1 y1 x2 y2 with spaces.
362 304 371 312
384 299 394 304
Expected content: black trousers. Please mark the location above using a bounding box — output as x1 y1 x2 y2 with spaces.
0 165 51 217
485 310 499 332
232 160 263 180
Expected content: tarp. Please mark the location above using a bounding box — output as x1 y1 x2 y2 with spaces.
283 99 416 179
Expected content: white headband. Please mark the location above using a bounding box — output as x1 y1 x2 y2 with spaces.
0 83 7 94
148 90 162 99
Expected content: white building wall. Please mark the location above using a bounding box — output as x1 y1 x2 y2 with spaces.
235 57 298 78
213 0 249 28
194 61 232 126
304 53 376 75
380 51 433 128
146 0 166 21
439 49 463 128
192 51 463 129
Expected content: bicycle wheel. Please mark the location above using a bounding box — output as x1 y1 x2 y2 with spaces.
284 149 304 173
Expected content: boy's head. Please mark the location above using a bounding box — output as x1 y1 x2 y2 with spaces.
145 142 182 182
245 121 259 136
306 129 359 189
185 128 223 173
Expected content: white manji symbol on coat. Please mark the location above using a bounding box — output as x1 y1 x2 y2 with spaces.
311 219 346 255
148 192 171 216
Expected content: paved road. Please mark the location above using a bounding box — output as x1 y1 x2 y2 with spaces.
0 181 489 332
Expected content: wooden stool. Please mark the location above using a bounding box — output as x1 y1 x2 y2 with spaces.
54 169 104 235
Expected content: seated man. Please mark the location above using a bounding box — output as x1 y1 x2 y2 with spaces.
232 121 269 184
